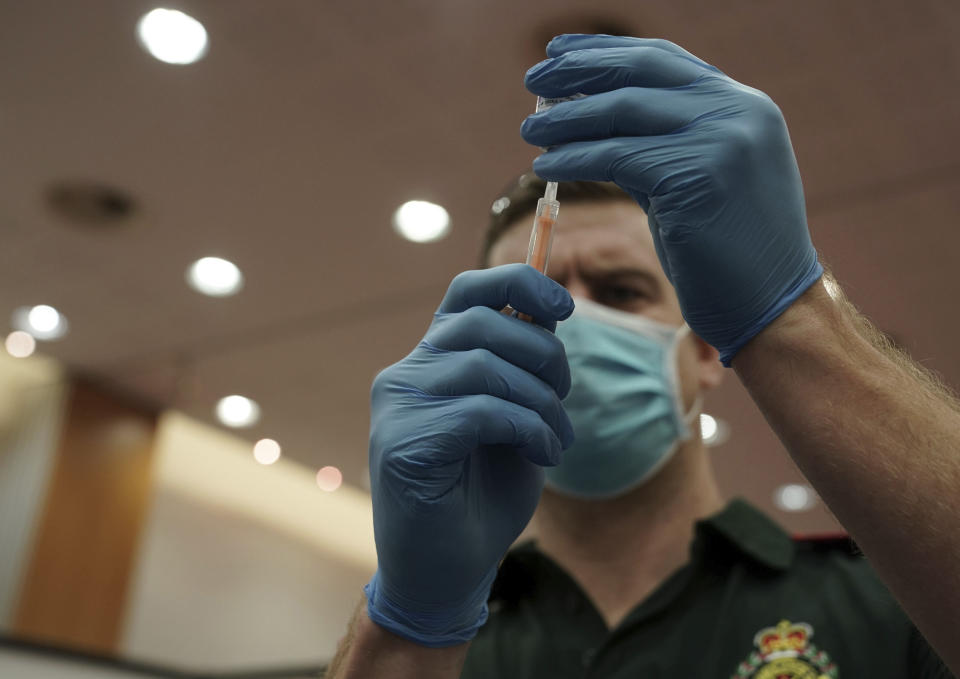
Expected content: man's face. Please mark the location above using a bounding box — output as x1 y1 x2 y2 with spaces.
487 199 722 407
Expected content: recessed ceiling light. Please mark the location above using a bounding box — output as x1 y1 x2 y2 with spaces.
136 8 209 65
699 412 729 447
5 331 36 358
187 257 244 297
253 438 281 465
215 395 260 428
12 305 69 341
29 306 59 333
316 466 343 492
392 200 451 243
773 483 817 512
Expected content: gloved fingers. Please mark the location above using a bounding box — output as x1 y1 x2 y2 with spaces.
646 212 674 286
438 264 574 324
425 306 571 397
465 394 563 467
530 135 679 193
521 86 705 147
415 347 574 448
525 45 709 99
544 34 714 70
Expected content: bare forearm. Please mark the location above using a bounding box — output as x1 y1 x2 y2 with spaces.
326 598 470 679
733 278 960 673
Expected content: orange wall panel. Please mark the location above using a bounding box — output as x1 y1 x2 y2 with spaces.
12 380 158 653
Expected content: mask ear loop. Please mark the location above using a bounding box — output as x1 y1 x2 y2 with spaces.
667 324 702 441
684 395 704 429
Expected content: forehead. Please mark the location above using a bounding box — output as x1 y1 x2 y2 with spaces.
488 200 661 276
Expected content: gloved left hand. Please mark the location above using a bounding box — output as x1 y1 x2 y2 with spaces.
364 264 574 647
521 34 823 366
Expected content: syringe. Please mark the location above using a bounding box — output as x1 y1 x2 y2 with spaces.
524 180 559 276
517 95 580 322
515 181 560 323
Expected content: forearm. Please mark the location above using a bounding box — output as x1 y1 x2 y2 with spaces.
325 598 470 679
734 277 960 673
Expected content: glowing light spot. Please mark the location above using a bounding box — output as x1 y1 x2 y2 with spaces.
137 8 209 65
187 257 244 297
12 305 69 341
774 483 817 512
5 331 36 358
253 438 281 465
699 412 730 447
699 413 717 442
29 305 59 332
216 395 260 428
392 201 450 243
316 466 343 492
490 197 511 215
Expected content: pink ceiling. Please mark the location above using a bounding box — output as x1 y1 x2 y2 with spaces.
2 1 959 533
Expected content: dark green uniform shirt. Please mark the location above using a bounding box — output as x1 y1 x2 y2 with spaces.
462 499 951 678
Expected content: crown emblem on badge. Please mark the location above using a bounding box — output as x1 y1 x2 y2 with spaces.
754 619 812 655
730 619 838 679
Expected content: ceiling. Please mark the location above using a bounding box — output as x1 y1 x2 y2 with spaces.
2 0 959 533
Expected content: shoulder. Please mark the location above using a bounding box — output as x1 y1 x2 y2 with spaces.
788 531 880 587
790 531 861 556
785 531 908 623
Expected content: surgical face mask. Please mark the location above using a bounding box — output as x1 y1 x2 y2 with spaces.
547 297 700 499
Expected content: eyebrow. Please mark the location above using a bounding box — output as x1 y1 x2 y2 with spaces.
550 266 663 297
580 267 662 289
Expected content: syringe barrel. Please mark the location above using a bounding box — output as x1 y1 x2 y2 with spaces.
525 197 560 275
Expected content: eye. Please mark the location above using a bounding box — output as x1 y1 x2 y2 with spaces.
586 272 660 311
595 285 647 308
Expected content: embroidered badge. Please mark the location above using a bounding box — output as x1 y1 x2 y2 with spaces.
730 619 838 678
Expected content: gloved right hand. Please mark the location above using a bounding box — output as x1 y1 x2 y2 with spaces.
364 263 575 647
521 35 822 366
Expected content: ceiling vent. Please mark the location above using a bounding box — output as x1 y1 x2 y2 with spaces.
46 181 136 228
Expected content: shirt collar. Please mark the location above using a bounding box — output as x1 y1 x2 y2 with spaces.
491 499 794 603
694 498 795 571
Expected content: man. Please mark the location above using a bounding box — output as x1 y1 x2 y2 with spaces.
327 36 960 677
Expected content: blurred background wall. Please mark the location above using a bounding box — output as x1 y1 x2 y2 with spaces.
123 411 374 669
0 354 65 631
0 353 374 674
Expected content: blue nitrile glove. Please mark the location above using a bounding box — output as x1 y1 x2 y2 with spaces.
364 263 575 647
521 35 823 366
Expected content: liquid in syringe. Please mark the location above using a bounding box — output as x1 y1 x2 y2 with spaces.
517 95 583 321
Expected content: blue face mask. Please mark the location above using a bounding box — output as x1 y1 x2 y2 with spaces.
547 297 699 499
